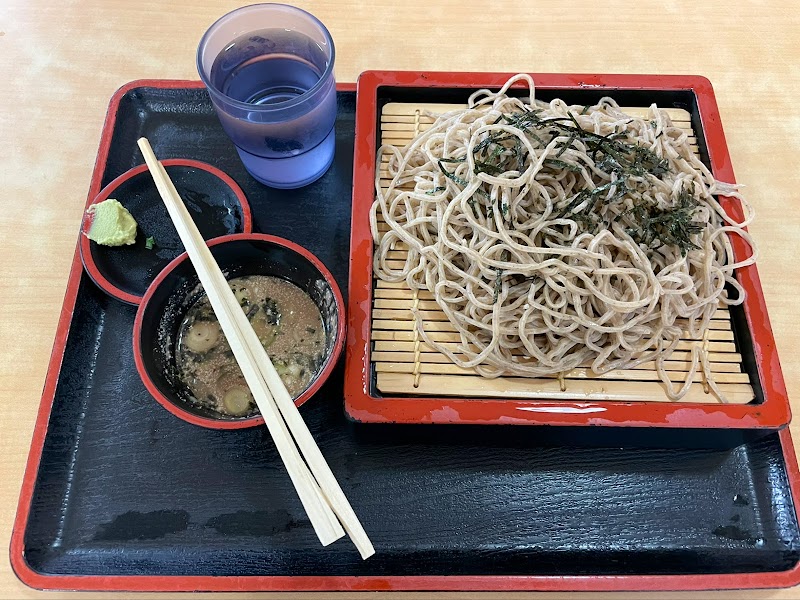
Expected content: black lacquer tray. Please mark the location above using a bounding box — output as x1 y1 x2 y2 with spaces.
10 81 800 592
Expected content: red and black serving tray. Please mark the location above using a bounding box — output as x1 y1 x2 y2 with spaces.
10 79 800 592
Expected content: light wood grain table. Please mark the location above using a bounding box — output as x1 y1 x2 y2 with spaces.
1 1 798 598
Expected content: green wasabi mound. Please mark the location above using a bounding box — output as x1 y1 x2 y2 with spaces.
85 199 137 246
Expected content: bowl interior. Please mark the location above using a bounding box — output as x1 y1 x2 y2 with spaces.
138 237 341 423
84 162 249 303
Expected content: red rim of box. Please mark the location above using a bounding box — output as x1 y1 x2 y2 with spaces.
9 78 800 593
79 158 253 305
344 70 791 431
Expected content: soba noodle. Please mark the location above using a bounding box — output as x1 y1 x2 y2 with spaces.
371 74 757 401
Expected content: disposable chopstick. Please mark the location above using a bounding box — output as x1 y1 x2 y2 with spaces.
138 138 374 559
137 138 344 547
158 153 374 558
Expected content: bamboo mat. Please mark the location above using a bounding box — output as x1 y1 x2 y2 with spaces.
372 102 753 404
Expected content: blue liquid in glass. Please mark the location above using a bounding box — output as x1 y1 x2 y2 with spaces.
209 29 336 188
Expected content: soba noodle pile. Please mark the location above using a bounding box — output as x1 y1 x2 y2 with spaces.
371 74 756 401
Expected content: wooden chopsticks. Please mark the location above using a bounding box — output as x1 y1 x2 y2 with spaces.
137 137 374 559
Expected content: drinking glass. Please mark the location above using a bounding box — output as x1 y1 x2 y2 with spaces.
197 4 336 189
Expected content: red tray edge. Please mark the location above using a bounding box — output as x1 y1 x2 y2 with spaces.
343 70 791 430
10 425 800 591
9 77 798 593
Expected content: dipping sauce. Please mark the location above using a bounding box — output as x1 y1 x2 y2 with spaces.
175 275 326 417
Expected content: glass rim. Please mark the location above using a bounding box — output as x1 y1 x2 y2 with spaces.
196 3 336 112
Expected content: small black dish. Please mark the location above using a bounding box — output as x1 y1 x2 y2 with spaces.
80 159 252 304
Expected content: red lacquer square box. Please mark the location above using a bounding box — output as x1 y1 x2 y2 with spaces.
344 70 790 435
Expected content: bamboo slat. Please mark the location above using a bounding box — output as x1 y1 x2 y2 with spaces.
375 373 754 404
370 317 735 340
373 361 750 384
370 350 744 373
371 341 744 364
380 102 693 120
371 329 737 352
370 100 753 404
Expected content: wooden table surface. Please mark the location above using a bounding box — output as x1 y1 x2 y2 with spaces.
1 1 798 598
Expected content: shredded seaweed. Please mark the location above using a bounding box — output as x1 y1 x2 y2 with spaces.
438 160 469 186
544 158 582 173
624 183 704 255
433 104 694 254
426 186 447 195
263 298 281 326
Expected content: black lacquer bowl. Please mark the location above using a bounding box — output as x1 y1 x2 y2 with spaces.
133 233 346 429
80 159 252 304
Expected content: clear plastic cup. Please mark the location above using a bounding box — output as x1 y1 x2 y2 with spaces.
197 4 336 189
